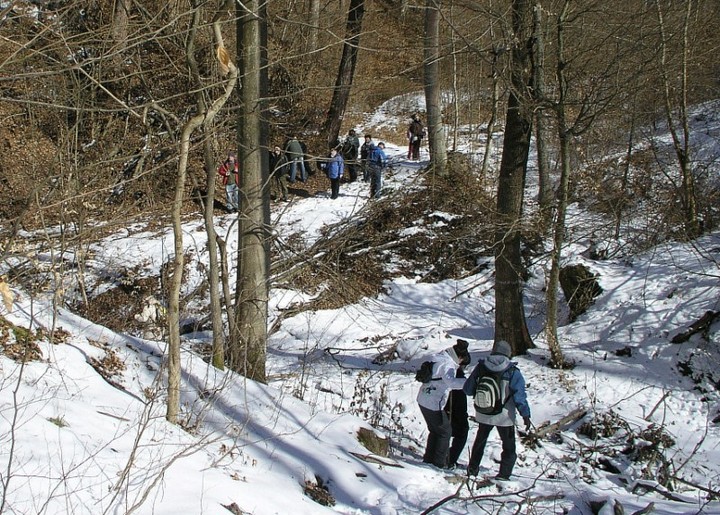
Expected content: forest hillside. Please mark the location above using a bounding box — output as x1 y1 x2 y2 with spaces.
1 2 720 514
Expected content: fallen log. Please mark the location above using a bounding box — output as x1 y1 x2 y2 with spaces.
671 310 719 343
534 408 588 438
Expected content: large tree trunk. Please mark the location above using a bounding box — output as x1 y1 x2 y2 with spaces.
424 0 447 176
233 0 269 382
323 0 365 148
494 0 535 355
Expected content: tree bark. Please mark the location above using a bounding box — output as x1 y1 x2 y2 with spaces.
233 0 269 382
167 35 238 422
424 0 447 176
655 0 699 238
532 2 553 224
111 0 130 51
308 0 320 54
494 0 535 355
545 0 571 368
323 0 365 148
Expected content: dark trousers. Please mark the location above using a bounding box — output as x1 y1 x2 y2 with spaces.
273 174 288 200
448 416 469 467
330 177 340 199
346 162 358 182
369 166 382 198
408 140 421 160
468 423 517 478
419 406 451 468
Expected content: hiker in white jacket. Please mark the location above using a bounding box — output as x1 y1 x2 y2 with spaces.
416 340 471 468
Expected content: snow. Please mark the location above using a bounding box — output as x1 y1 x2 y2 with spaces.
1 98 720 515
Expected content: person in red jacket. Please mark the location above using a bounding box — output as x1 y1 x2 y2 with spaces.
217 151 239 212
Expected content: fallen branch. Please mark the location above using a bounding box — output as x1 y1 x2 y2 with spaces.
671 310 719 343
534 408 588 438
632 480 691 503
348 452 404 468
672 475 720 497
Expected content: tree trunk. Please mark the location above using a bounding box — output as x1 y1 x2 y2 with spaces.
494 0 535 355
193 0 238 370
233 0 269 382
655 0 699 238
323 0 365 148
532 2 553 225
167 5 239 422
308 0 320 54
544 1 572 368
111 0 130 51
424 0 447 176
481 48 501 179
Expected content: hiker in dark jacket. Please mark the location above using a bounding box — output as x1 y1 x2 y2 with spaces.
269 145 288 202
406 114 425 161
326 148 344 199
341 129 360 182
462 340 531 480
416 340 471 468
285 136 306 183
360 134 374 182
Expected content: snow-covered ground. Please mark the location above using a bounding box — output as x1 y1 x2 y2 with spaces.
1 99 719 514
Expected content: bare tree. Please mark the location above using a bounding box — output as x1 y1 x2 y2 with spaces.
323 0 366 148
308 0 321 54
167 7 238 422
532 1 553 222
232 0 269 382
424 0 447 176
544 0 571 368
654 0 699 237
493 0 535 355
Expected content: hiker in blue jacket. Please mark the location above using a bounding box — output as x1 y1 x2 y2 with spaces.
417 340 471 468
368 142 387 199
326 148 344 199
462 340 531 480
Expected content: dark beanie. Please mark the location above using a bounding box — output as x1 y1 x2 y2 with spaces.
453 339 470 364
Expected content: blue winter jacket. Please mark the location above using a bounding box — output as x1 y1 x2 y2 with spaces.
326 154 344 179
463 354 531 427
369 146 386 168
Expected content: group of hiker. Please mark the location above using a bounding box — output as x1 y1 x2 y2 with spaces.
216 114 425 209
416 339 532 481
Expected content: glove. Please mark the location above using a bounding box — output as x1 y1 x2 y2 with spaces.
523 416 532 431
412 136 418 142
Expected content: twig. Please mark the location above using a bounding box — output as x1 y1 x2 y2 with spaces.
672 475 720 497
644 390 671 421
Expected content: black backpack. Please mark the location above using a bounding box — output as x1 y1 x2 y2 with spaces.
415 360 440 383
473 366 513 415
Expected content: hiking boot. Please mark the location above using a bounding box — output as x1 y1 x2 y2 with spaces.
467 466 479 477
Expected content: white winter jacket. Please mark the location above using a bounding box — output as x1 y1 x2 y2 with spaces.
416 348 466 412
